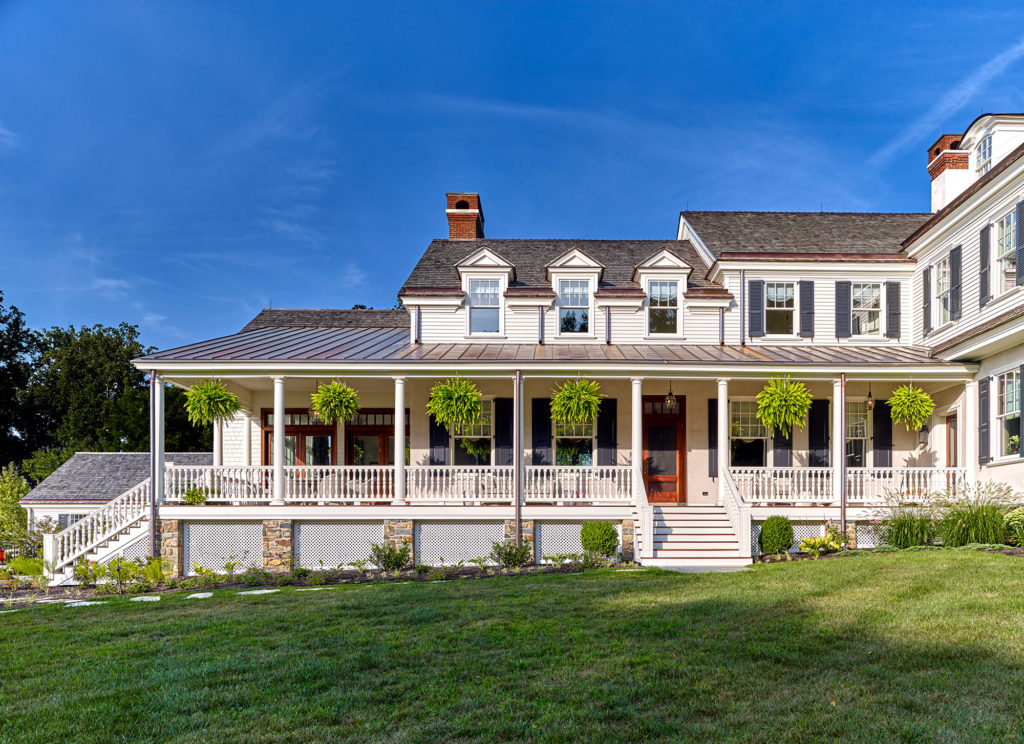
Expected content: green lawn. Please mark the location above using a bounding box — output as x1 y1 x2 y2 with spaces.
3 553 1024 743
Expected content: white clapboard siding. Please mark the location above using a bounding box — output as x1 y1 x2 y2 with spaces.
418 306 466 344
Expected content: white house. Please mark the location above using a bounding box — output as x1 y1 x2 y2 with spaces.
35 114 1024 581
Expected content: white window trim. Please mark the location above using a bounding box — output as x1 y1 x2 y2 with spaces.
552 272 597 339
763 281 798 338
976 133 993 175
461 274 507 338
729 399 770 467
644 277 684 338
851 282 883 337
553 418 597 466
933 255 952 329
992 366 1021 461
995 210 1018 300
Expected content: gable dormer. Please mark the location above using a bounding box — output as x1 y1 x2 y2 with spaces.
456 246 515 281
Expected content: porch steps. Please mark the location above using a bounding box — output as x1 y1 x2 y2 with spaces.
51 519 151 586
647 505 751 568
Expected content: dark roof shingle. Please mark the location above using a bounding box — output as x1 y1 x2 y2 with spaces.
23 452 212 503
241 309 408 332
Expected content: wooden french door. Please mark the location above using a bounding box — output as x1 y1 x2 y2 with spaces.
642 395 686 503
261 408 337 466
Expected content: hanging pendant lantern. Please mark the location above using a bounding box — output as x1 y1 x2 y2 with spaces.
866 386 875 411
664 383 678 411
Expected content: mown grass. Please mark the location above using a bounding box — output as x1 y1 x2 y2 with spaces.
3 552 1024 743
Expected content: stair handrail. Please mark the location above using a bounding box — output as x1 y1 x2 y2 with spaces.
721 467 753 559
633 464 654 560
45 478 152 576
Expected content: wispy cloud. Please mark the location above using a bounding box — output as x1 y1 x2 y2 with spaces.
340 264 367 288
869 33 1024 169
0 122 20 151
90 277 132 299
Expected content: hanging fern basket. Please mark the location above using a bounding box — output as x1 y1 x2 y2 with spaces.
887 383 935 431
311 381 360 424
550 378 604 425
184 380 242 427
426 377 482 429
755 376 812 438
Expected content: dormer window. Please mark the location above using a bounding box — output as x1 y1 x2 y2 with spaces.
468 279 500 334
647 280 678 334
558 279 590 334
765 282 795 335
977 134 992 175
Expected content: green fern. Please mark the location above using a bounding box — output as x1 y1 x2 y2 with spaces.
184 380 241 426
426 377 482 428
550 379 604 425
311 381 360 424
887 384 934 431
755 376 812 438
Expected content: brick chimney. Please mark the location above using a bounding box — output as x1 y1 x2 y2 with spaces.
927 134 970 212
446 192 484 239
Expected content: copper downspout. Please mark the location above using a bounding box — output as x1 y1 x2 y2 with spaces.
513 369 523 545
839 372 847 535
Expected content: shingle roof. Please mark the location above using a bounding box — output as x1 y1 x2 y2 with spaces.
399 239 717 292
681 211 932 258
241 309 408 332
22 452 212 503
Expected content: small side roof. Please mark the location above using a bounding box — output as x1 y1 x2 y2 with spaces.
241 309 408 332
22 452 212 503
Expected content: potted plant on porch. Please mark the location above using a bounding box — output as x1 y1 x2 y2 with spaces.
184 379 241 427
755 376 812 438
549 378 604 427
426 377 483 429
310 380 361 425
887 383 935 432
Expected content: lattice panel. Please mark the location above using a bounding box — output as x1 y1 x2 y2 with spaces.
415 521 505 565
184 521 262 574
751 521 826 556
536 521 585 561
855 522 882 549
101 534 151 565
295 521 384 569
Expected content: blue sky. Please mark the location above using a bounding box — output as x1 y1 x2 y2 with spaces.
2 1 1024 351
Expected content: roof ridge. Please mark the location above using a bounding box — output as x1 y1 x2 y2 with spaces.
681 210 933 216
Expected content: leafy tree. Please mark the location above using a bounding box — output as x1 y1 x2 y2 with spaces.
0 292 36 467
20 447 74 485
0 463 30 542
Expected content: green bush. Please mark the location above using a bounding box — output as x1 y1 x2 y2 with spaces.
181 486 211 505
882 511 936 548
580 521 618 557
938 502 1007 547
369 542 411 571
759 516 794 555
9 556 43 576
241 567 272 586
1004 507 1024 546
490 540 533 568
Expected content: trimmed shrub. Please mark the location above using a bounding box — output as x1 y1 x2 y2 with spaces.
490 540 533 568
1004 507 1024 546
580 521 618 557
241 567 272 586
369 542 411 571
759 516 794 555
938 502 1007 547
882 511 936 548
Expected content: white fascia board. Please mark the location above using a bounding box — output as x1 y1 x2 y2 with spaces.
684 296 733 309
594 296 644 309
932 315 1024 361
158 504 634 520
399 296 463 308
707 260 916 283
505 296 555 309
676 215 717 268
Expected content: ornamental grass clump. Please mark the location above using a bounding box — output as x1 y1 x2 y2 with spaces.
426 377 482 429
310 381 360 424
755 377 812 438
550 378 604 425
184 379 241 426
887 383 935 432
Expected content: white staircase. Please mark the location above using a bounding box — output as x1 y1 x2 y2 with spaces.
44 479 153 586
643 505 752 568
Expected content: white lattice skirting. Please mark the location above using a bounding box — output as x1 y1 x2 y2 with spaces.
415 521 505 565
294 521 384 569
535 521 585 561
751 520 880 555
184 521 262 574
101 534 151 564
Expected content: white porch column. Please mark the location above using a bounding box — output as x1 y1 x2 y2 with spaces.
832 377 844 501
631 377 643 499
394 377 407 505
272 376 286 505
244 407 252 467
213 419 223 467
963 378 977 484
717 378 729 505
149 371 165 558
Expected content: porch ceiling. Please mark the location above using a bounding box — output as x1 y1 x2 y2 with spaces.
135 326 974 378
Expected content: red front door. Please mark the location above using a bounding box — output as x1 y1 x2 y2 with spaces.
642 396 686 503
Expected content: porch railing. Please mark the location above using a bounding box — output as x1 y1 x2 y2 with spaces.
721 467 752 558
730 466 968 505
730 467 834 503
846 467 967 502
523 465 633 503
406 466 514 503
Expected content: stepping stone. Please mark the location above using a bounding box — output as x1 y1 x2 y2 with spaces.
67 601 107 607
616 569 645 572
186 592 212 599
0 609 19 614
130 596 160 602
295 587 327 592
238 589 279 595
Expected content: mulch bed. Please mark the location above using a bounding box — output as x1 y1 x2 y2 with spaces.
757 546 1024 563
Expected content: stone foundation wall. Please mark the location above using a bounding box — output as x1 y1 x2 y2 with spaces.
504 519 536 562
158 519 183 579
383 519 414 566
620 519 635 562
263 520 293 573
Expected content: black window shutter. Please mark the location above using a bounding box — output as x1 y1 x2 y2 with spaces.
708 399 718 477
531 398 552 465
1017 201 1024 286
428 415 449 465
772 428 792 467
885 281 901 338
58 514 69 531
748 280 765 337
596 399 617 466
835 281 852 338
493 398 514 466
798 280 814 337
872 402 893 467
922 267 932 335
808 399 830 467
979 378 990 464
979 225 991 306
949 245 962 320
1020 365 1024 458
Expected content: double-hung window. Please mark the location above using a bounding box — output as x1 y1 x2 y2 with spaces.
851 283 882 335
846 401 869 467
997 211 1017 295
935 256 951 326
555 420 594 466
996 370 1021 457
647 280 678 335
977 135 993 175
558 279 590 334
468 279 500 334
454 399 493 465
765 282 794 335
730 401 768 467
